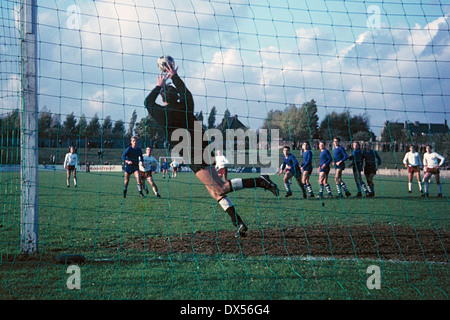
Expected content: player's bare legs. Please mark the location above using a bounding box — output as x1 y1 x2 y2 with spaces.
195 166 279 237
123 170 143 198
280 170 307 199
281 171 294 197
407 170 423 193
318 171 332 198
423 171 442 197
334 167 350 198
66 168 77 188
146 176 161 198
72 169 77 187
365 172 375 197
66 169 70 187
302 170 314 197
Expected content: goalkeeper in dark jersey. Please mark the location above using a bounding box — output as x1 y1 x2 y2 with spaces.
144 62 279 237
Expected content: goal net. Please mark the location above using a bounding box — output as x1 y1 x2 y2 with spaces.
0 0 449 302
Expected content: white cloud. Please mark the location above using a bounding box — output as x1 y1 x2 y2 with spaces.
29 1 450 135
87 90 109 113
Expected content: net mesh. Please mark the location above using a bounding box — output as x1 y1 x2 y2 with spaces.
0 0 449 300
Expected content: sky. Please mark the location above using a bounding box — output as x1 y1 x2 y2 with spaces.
1 0 449 137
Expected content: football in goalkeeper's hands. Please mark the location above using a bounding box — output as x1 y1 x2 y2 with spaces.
158 55 175 72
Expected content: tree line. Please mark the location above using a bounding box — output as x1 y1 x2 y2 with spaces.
0 101 376 149
261 99 375 149
3 100 445 151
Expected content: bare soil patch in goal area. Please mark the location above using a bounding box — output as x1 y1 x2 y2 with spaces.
122 225 449 263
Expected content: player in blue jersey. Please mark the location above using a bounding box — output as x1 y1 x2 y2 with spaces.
122 136 144 198
161 158 169 178
349 141 369 197
317 141 333 198
300 142 315 197
332 137 351 198
278 146 307 198
363 142 382 197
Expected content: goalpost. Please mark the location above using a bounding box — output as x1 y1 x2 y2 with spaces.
19 0 38 255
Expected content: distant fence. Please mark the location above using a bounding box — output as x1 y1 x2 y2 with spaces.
1 165 449 179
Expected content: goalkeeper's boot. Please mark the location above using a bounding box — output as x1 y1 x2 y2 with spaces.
235 223 248 238
260 175 279 197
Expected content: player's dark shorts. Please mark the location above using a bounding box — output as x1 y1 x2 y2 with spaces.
124 164 139 174
335 162 345 170
67 165 76 171
425 167 439 174
352 164 363 173
364 166 377 175
408 166 420 173
140 170 152 179
320 165 330 175
284 165 302 178
302 166 313 175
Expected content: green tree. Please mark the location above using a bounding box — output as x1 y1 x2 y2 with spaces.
78 114 87 137
63 112 78 137
126 110 137 138
38 107 53 139
319 111 373 141
195 110 206 130
301 99 319 139
207 106 217 129
112 120 125 139
86 113 100 138
262 100 319 148
261 109 287 140
1 108 20 146
134 114 165 146
101 115 113 138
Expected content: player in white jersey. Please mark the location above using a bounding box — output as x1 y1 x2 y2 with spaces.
170 159 180 178
139 146 161 198
403 145 423 193
64 146 78 188
422 145 445 198
215 149 229 181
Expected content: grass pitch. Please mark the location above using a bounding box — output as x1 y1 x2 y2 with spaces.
0 169 448 300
